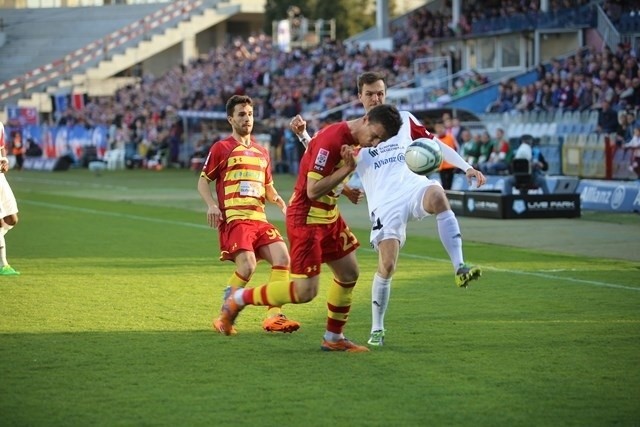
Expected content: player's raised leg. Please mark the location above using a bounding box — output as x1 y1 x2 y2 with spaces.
217 278 300 335
261 265 300 333
256 242 300 333
424 186 482 288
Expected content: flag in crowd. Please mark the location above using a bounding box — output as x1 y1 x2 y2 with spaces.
5 106 39 125
71 93 86 111
53 93 70 115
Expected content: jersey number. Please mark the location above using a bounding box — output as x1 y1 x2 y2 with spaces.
340 229 357 251
266 229 282 240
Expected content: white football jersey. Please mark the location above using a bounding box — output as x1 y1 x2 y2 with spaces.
355 110 431 214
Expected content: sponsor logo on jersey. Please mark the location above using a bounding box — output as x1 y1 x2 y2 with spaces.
373 152 406 169
314 148 329 170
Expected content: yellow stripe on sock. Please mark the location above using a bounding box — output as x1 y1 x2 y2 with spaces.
228 271 249 288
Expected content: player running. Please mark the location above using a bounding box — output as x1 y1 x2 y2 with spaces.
198 95 300 334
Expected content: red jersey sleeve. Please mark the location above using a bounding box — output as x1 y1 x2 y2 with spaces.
408 114 433 140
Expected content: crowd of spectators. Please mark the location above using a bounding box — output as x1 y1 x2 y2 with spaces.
392 0 596 40
486 44 640 146
52 32 450 166
30 0 639 171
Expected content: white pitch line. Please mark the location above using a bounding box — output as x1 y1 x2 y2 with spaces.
398 250 640 292
11 175 131 191
22 199 640 292
23 200 208 229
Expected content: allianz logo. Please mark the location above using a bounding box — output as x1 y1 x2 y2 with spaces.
373 153 406 169
580 185 640 209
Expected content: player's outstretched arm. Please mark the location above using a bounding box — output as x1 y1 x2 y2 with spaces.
434 137 485 188
290 115 311 150
465 168 486 188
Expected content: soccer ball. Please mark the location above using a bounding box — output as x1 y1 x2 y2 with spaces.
405 137 443 176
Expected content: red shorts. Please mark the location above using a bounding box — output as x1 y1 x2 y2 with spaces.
286 216 359 278
218 220 285 262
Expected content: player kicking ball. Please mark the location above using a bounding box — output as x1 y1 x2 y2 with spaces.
290 72 485 347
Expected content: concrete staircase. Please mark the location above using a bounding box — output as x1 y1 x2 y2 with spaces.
67 3 241 93
4 0 266 117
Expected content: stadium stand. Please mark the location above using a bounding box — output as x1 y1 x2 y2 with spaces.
0 4 168 84
1 0 639 185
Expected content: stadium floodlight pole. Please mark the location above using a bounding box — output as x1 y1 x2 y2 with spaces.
376 0 389 39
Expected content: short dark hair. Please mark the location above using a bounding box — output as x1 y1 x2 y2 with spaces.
357 71 387 94
366 104 403 141
226 95 253 117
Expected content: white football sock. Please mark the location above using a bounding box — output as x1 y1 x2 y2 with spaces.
323 331 343 342
0 233 7 266
436 210 464 270
233 289 246 306
371 273 391 332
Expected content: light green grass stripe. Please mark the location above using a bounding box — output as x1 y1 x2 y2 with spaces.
23 199 207 229
399 251 640 292
12 175 130 190
22 199 640 292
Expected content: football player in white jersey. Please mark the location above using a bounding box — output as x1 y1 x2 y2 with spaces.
0 122 20 276
290 71 485 346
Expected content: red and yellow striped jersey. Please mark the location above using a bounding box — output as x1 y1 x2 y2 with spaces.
200 135 273 224
287 122 355 226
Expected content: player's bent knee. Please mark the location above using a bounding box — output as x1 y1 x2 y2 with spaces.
295 283 318 303
273 255 291 267
3 215 17 226
379 260 396 277
424 187 450 214
338 272 359 284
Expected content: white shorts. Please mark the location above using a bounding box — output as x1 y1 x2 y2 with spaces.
0 174 18 218
369 179 441 251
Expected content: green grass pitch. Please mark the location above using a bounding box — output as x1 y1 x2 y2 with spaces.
0 169 638 426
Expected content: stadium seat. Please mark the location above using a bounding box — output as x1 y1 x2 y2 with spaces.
557 123 572 135
528 123 541 138
580 110 591 123
576 134 588 147
553 110 564 123
597 134 608 146
521 123 535 136
564 134 578 147
547 122 557 135
571 111 582 123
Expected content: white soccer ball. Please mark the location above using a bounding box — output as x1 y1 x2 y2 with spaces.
405 137 443 176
